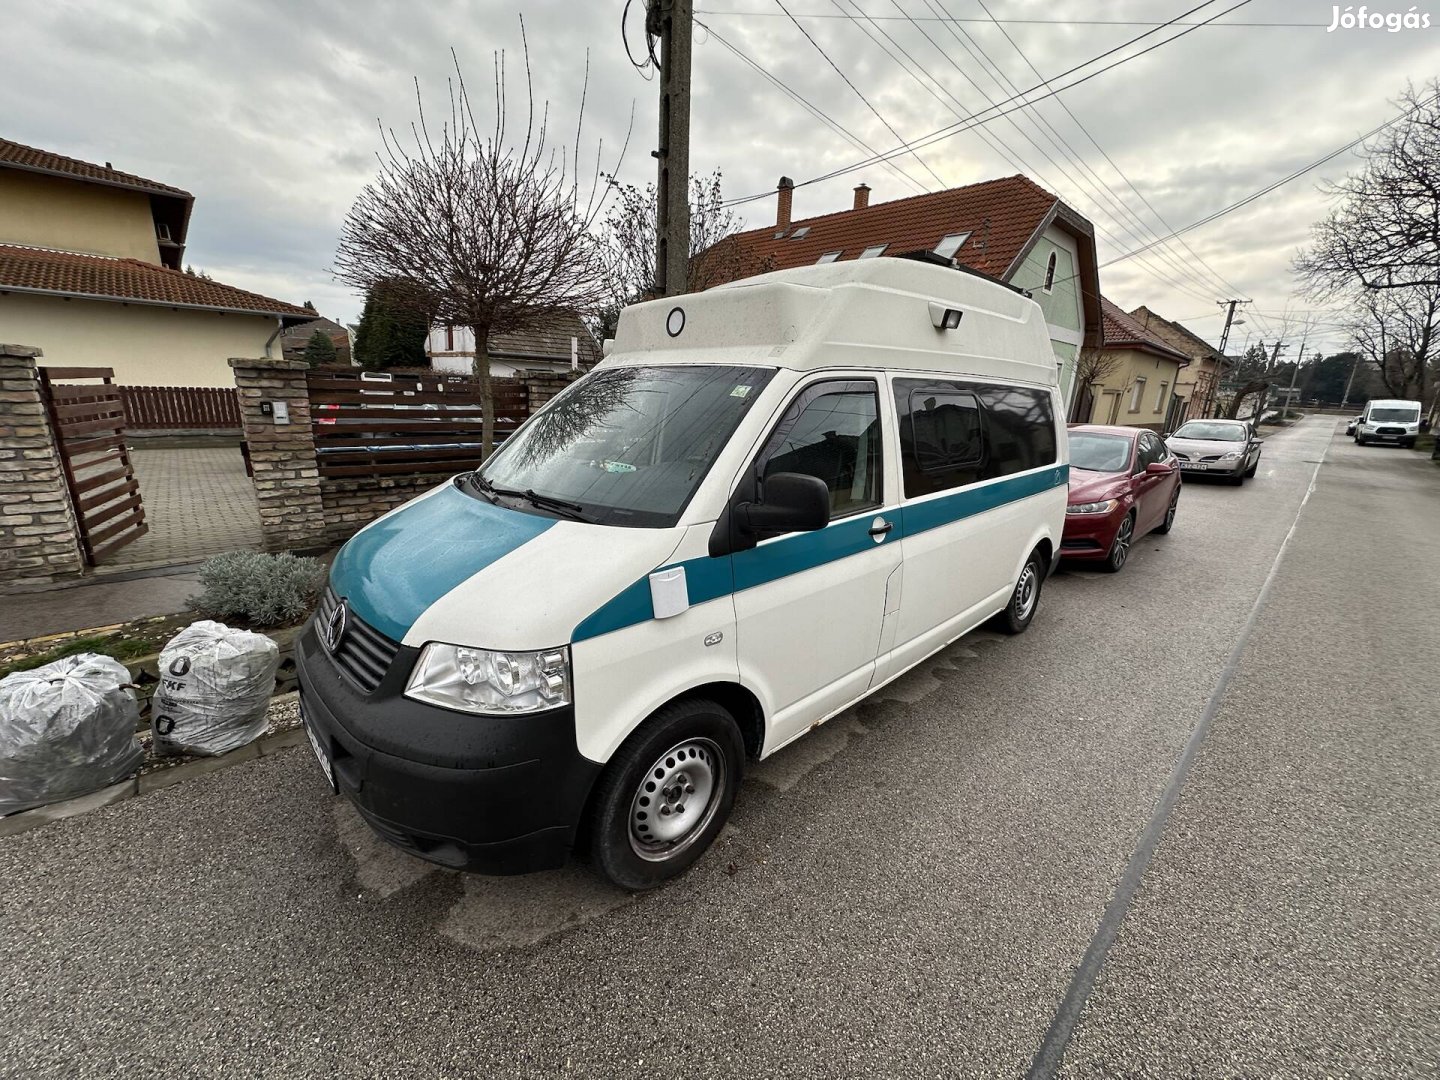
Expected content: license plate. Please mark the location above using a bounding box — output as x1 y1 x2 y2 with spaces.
1180 461 1208 470
300 700 336 793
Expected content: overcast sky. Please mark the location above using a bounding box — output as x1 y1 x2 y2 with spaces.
5 0 1437 357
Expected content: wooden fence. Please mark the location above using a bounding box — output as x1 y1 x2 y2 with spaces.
120 385 240 430
307 370 529 479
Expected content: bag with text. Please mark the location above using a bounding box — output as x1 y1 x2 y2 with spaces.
151 621 279 757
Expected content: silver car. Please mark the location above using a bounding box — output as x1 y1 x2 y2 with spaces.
1164 419 1262 485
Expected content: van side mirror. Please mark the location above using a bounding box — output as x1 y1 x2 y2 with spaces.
738 473 831 533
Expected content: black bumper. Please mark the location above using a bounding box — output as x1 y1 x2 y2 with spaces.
295 622 602 874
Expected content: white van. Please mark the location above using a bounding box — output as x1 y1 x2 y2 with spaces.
296 258 1068 889
1354 398 1422 447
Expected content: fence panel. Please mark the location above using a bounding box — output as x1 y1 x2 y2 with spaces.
307 370 530 480
120 385 241 430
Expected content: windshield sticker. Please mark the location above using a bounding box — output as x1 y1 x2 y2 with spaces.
600 460 637 473
730 385 752 398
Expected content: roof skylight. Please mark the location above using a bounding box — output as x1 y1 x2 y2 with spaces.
816 251 841 263
933 232 971 259
858 244 888 259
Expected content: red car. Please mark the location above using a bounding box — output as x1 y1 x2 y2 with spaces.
1061 424 1181 572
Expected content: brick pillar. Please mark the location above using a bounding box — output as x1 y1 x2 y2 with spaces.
229 357 327 553
0 345 86 588
523 372 582 417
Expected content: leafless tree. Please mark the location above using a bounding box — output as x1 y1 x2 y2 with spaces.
1295 81 1440 297
599 170 773 316
334 32 629 455
1344 283 1439 400
1069 348 1123 422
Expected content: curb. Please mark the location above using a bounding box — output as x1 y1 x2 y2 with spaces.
0 694 306 840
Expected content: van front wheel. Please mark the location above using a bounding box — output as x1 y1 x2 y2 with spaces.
587 698 743 891
993 548 1045 635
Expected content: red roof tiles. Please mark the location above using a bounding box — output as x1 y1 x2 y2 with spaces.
0 137 191 199
1099 296 1190 361
716 175 1061 280
0 244 313 319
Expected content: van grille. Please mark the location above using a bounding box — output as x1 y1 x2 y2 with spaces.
1376 426 1404 435
317 587 399 693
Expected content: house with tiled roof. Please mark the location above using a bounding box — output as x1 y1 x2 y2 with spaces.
701 175 1102 407
427 310 600 377
1077 297 1191 431
0 137 313 387
1127 306 1229 424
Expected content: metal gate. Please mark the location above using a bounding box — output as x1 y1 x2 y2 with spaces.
38 366 148 564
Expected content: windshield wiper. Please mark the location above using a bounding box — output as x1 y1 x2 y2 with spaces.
470 474 590 522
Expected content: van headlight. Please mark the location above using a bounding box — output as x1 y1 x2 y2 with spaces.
405 644 570 714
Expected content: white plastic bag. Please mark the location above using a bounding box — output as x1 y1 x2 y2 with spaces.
151 621 279 757
0 654 143 816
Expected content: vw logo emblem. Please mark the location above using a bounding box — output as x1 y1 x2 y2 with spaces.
322 599 348 653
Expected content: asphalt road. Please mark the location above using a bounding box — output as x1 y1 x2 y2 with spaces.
1 415 1435 1079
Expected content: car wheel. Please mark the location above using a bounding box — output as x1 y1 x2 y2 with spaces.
1403 439 1416 449
1356 435 1366 446
993 547 1046 634
1244 457 1259 478
587 698 743 891
1102 513 1134 573
1153 489 1179 534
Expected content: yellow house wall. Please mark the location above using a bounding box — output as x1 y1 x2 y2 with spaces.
0 293 279 387
0 170 162 263
1088 347 1186 431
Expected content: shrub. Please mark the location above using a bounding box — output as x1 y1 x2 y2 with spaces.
187 551 326 628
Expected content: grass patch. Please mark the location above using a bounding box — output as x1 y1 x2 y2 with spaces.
1410 432 1436 456
0 617 186 680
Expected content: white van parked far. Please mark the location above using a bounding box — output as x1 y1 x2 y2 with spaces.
1354 399 1422 447
296 257 1069 889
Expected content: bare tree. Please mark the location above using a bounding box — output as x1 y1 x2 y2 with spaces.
335 33 628 455
1296 81 1440 296
1344 283 1440 400
1070 348 1123 422
599 170 773 324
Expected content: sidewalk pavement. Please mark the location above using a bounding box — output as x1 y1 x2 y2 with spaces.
0 565 200 643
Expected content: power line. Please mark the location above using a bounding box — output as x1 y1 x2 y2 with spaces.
695 9 1317 26
774 0 950 190
700 22 932 195
718 0 1253 207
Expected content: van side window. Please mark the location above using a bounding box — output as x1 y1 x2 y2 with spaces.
759 382 881 518
894 379 1056 498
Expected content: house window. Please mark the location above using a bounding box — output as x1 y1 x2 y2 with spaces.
859 244 888 259
445 326 454 351
933 232 970 259
817 251 842 264
1043 251 1057 292
1155 381 1168 412
1130 377 1146 413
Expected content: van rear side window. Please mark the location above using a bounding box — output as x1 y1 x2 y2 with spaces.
895 379 1056 498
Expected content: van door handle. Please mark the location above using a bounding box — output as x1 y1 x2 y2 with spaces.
869 517 893 539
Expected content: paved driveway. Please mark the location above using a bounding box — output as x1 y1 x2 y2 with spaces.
102 445 262 569
1 417 1435 1077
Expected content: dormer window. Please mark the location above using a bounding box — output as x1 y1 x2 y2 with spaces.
933 232 970 259
1044 251 1057 292
859 244 888 259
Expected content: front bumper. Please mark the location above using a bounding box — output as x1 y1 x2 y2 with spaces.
1060 505 1125 560
296 621 602 874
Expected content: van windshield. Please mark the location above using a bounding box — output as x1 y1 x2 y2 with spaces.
470 365 776 528
1369 406 1419 422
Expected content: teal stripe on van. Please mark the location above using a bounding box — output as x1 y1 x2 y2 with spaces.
572 465 1067 643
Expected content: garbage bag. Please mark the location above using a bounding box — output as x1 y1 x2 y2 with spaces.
151 621 278 757
0 654 143 816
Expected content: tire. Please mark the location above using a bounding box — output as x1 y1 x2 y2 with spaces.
1153 489 1179 534
1356 435 1366 446
1244 458 1259 478
1102 513 1134 573
993 547 1046 634
1403 439 1416 449
587 698 743 891
1228 467 1245 485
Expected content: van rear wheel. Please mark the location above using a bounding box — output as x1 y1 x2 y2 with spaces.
587 698 743 891
993 547 1045 635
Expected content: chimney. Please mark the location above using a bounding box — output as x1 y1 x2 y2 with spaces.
776 176 794 228
853 183 870 210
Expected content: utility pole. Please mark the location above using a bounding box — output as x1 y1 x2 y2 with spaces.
1254 339 1287 425
650 0 692 298
1341 352 1360 408
1208 298 1247 418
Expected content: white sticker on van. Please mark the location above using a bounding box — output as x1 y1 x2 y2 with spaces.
730 385 752 398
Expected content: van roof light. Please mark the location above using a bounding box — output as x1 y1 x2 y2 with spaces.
928 303 963 331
